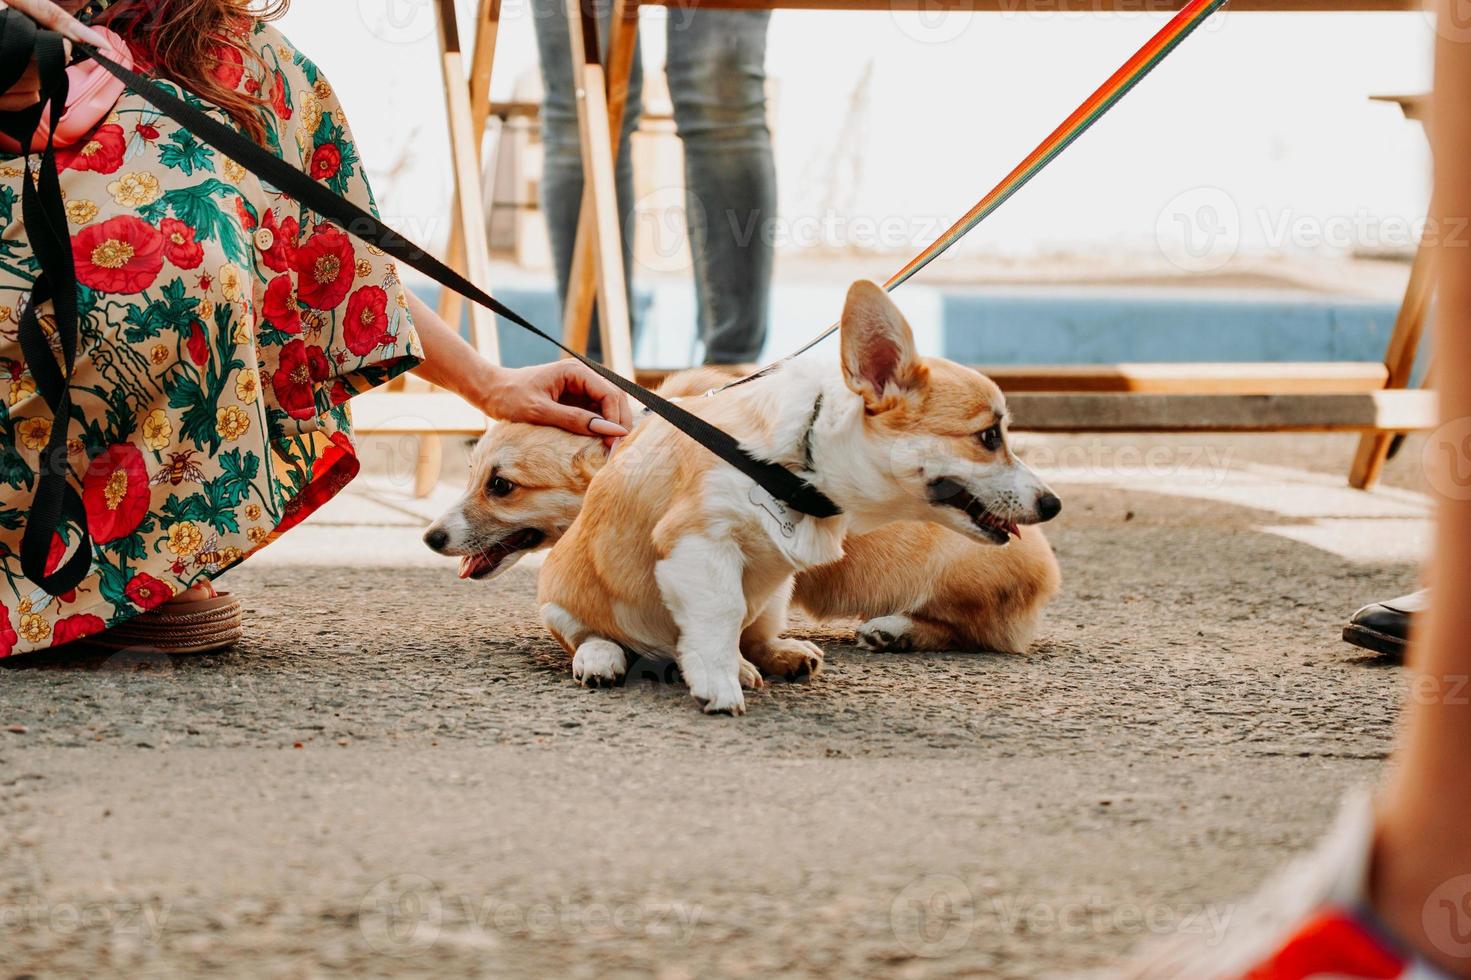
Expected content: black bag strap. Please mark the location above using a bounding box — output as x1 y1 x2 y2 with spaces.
79 43 843 520
0 15 94 596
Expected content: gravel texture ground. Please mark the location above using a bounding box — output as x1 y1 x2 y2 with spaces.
0 432 1430 978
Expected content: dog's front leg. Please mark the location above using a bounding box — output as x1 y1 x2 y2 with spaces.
655 533 750 715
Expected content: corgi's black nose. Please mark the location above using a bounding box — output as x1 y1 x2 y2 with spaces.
1037 493 1062 522
423 527 450 552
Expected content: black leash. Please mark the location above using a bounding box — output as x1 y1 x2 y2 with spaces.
1 24 841 597
0 13 95 597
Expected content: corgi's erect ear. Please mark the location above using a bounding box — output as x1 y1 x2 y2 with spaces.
840 280 926 410
571 436 613 487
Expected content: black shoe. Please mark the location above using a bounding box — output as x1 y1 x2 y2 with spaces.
1342 589 1427 657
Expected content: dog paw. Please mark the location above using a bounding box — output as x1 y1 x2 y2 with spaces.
738 657 766 690
572 639 627 688
687 671 747 716
751 638 824 681
856 615 916 652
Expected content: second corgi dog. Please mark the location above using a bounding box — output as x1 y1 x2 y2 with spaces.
426 368 1060 656
436 281 1062 714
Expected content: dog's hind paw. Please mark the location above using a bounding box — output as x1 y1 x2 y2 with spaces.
749 638 824 681
572 639 627 688
856 616 916 652
738 657 766 690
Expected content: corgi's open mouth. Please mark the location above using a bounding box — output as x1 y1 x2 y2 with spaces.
928 478 1020 545
458 529 546 580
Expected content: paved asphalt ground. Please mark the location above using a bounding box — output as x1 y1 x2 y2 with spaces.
0 432 1431 978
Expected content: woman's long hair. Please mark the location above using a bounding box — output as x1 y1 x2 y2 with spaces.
97 0 291 145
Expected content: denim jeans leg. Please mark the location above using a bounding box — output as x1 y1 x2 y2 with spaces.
666 9 775 365
532 0 643 363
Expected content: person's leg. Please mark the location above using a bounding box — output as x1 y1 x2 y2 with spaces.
665 9 775 366
532 0 642 362
1368 15 1471 975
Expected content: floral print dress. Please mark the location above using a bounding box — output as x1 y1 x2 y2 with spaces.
0 22 422 656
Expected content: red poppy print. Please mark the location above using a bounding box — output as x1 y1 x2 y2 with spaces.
0 23 428 656
209 43 245 90
57 123 125 174
270 71 292 120
271 339 331 420
124 573 173 611
187 321 209 366
235 195 257 231
344 285 391 356
51 614 107 648
310 143 341 181
262 274 302 334
81 444 151 544
43 534 79 604
160 217 204 270
293 225 354 310
257 210 298 273
72 216 165 294
0 603 17 658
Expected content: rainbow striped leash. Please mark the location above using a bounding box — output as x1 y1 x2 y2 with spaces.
760 0 1230 370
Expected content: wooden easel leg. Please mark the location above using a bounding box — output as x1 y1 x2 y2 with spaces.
436 0 501 364
414 430 446 499
414 0 501 498
1349 226 1436 489
437 0 502 333
561 0 638 376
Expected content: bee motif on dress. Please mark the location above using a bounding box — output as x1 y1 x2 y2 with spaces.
192 535 227 574
150 450 207 488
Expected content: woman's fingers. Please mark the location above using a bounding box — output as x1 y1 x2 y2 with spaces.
556 359 634 434
538 401 626 442
0 0 110 48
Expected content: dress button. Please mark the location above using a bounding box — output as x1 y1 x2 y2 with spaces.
254 227 275 252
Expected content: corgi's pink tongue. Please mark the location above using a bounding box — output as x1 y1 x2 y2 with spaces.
1005 521 1020 539
459 553 495 580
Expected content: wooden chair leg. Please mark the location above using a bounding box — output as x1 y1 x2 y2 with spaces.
1349 224 1436 489
561 0 639 375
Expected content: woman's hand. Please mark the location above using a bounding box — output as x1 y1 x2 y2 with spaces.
480 361 633 446
403 292 631 447
0 1 109 111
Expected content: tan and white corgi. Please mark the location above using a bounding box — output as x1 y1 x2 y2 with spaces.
426 365 1059 656
429 281 1062 714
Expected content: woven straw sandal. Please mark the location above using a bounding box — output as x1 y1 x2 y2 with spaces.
88 589 244 655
